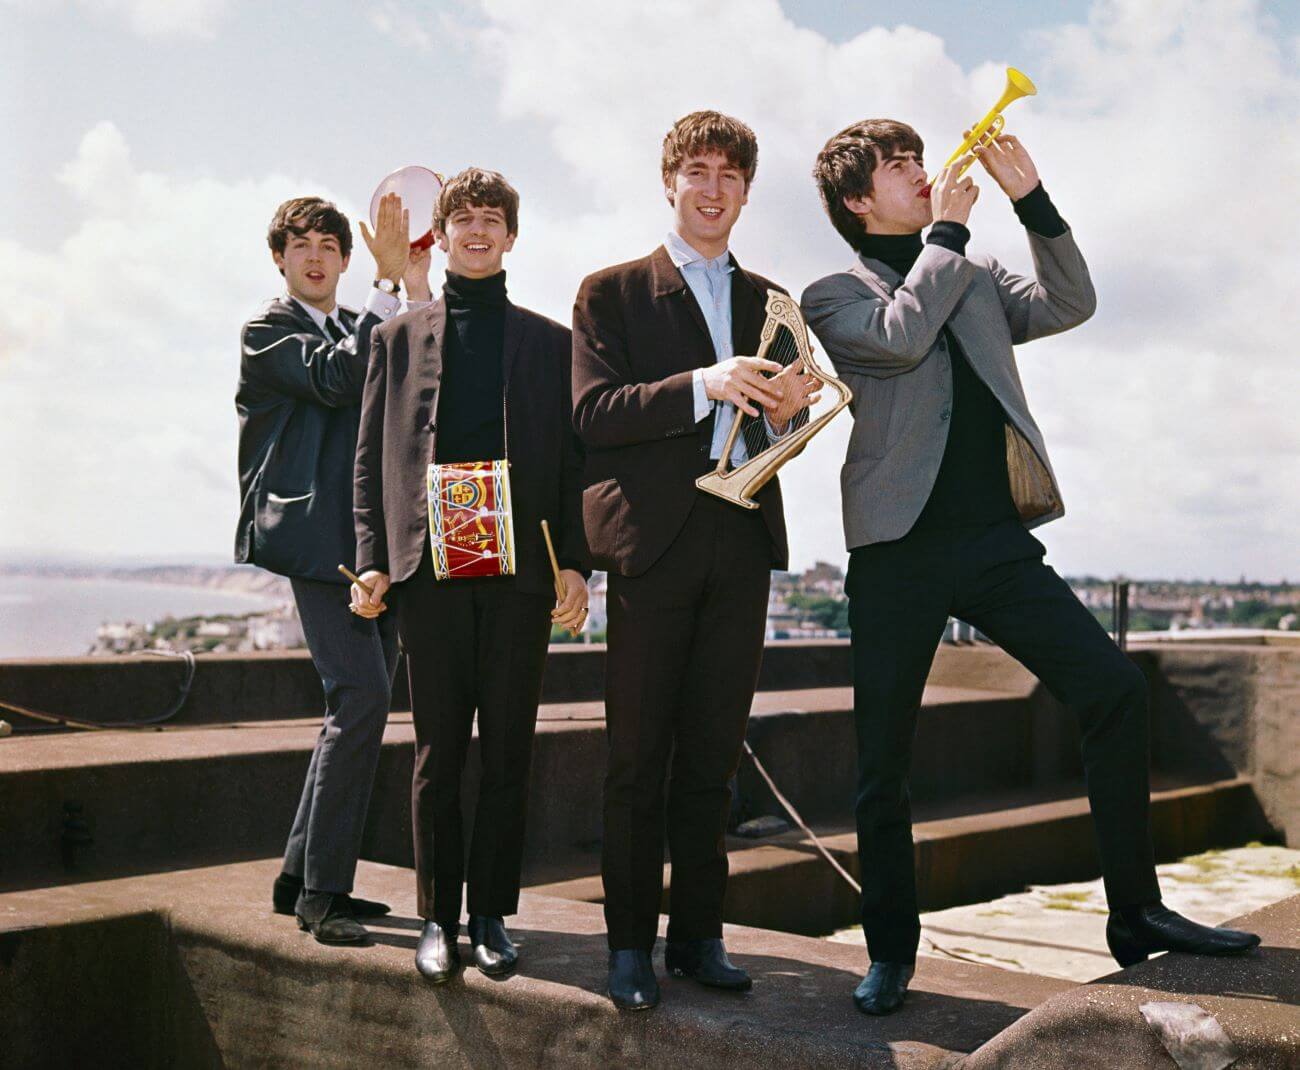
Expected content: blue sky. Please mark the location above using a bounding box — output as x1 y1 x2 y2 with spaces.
2 0 1298 580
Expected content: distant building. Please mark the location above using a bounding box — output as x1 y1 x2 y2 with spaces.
801 561 845 595
249 606 304 651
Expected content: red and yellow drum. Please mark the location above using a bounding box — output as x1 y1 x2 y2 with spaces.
427 461 516 580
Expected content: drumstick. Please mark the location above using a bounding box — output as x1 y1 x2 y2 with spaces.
541 520 583 637
540 520 565 601
337 564 374 597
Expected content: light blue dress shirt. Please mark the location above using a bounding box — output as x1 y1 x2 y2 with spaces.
664 230 790 465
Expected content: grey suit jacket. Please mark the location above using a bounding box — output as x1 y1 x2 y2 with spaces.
801 229 1096 550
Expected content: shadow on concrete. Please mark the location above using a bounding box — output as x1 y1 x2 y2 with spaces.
361 915 1051 1059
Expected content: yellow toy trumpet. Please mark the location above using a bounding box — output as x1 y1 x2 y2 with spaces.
925 67 1037 193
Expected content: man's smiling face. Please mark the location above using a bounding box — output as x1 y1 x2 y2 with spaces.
667 150 749 258
273 228 348 312
436 202 515 278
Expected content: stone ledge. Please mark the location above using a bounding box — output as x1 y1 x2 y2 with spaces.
0 858 1072 1070
960 892 1300 1068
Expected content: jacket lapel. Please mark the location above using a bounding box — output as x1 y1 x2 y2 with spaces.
275 296 326 338
501 304 527 457
729 255 762 355
422 297 446 386
649 244 712 354
502 303 526 388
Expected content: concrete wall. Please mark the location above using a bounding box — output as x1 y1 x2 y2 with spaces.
0 643 855 728
1141 644 1300 847
2 642 1296 884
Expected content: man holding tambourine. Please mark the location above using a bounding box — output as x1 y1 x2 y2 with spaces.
351 168 587 983
236 192 428 947
801 95 1261 1016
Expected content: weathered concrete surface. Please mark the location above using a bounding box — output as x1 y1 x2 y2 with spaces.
960 893 1300 1069
0 858 1073 1069
529 777 1271 937
830 844 1300 983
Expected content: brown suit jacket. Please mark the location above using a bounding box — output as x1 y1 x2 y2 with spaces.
572 245 794 577
354 298 586 594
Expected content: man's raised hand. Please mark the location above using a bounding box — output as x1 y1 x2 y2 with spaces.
404 245 433 302
930 157 980 227
358 191 410 284
972 134 1039 201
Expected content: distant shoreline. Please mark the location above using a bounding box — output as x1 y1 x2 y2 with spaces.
0 565 291 602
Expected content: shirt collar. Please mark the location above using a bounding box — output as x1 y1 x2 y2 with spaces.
286 293 344 334
664 229 732 274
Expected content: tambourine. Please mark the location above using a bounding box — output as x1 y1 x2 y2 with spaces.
369 166 444 251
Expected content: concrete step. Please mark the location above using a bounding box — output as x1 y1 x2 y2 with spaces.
0 857 1075 1070
1 683 1054 893
961 891 1300 1068
528 776 1275 937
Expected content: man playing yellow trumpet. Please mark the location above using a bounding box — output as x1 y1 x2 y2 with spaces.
801 118 1261 1017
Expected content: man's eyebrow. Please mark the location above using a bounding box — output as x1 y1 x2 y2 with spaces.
881 152 918 164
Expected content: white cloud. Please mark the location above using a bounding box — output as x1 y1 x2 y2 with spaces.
2 0 1296 582
77 0 231 38
455 0 1299 581
368 0 436 51
0 120 364 559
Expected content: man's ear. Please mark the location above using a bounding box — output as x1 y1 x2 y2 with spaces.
272 250 286 277
340 253 351 273
664 179 676 207
843 192 873 217
503 232 517 254
435 229 450 253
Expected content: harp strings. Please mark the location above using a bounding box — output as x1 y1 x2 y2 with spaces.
737 322 808 458
766 324 802 371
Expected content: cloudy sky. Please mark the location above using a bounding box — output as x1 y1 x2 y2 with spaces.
2 0 1297 581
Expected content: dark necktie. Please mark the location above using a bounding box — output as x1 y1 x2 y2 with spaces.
324 315 347 343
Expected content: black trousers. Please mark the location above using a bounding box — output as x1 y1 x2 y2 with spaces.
284 577 400 894
847 520 1160 964
602 494 772 951
396 552 554 927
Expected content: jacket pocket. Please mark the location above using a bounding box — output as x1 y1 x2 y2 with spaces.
263 490 315 534
582 477 623 554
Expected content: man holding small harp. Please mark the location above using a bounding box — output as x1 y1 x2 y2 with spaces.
572 110 817 1011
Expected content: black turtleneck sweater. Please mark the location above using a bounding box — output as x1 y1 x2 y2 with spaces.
860 184 1065 533
435 270 508 465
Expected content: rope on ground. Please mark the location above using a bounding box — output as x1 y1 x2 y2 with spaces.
0 649 196 733
743 739 1000 969
742 740 861 895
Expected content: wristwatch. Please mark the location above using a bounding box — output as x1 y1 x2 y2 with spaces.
374 278 401 296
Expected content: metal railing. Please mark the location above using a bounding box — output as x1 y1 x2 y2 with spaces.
1112 580 1131 651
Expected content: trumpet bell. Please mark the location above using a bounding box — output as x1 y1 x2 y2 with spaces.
1004 67 1037 103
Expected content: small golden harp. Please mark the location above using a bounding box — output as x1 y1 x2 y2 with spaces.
695 291 851 510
